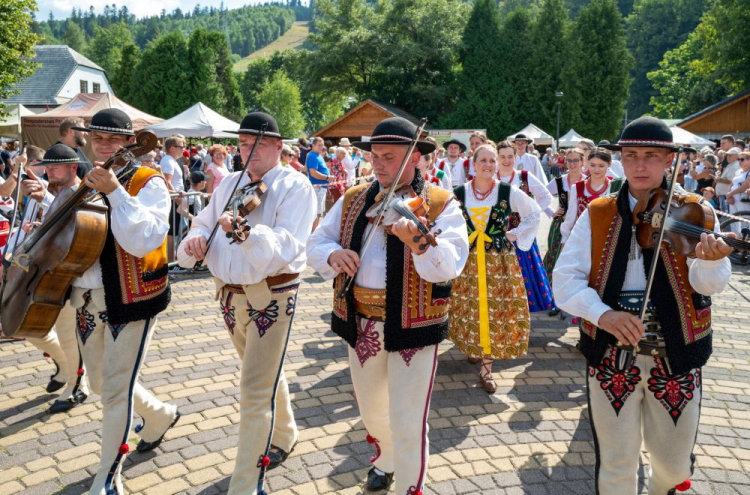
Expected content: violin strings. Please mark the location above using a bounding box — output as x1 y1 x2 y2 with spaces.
665 219 748 249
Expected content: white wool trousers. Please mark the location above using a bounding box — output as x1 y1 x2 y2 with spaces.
70 288 177 495
218 281 300 495
587 345 701 495
348 316 439 495
27 301 89 400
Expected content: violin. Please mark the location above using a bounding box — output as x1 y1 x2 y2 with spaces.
225 180 267 243
633 187 750 256
365 184 442 250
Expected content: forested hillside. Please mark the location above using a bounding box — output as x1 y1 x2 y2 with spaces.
34 3 301 62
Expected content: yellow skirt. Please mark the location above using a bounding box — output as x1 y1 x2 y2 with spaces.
449 249 531 359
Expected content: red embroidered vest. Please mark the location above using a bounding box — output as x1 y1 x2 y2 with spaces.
100 167 170 325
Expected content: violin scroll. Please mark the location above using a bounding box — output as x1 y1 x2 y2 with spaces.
225 181 267 244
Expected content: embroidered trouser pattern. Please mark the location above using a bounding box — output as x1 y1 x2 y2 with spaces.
70 288 177 495
222 283 300 495
587 345 701 495
348 316 439 495
27 301 89 400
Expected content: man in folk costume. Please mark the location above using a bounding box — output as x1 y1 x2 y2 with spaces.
307 117 469 494
178 111 316 495
512 133 547 183
11 144 90 413
435 138 467 187
418 136 451 191
553 117 734 495
64 109 180 494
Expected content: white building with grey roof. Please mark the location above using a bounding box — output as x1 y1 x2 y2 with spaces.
0 45 113 114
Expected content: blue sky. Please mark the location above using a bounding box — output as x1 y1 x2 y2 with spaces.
38 1 278 21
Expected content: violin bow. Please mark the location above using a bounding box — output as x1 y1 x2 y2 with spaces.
634 146 684 350
193 123 268 270
1 141 26 268
336 117 428 300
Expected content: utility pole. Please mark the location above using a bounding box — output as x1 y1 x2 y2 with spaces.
555 91 564 150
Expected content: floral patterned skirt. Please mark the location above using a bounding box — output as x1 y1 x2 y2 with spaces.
516 240 555 312
543 216 564 285
449 248 531 359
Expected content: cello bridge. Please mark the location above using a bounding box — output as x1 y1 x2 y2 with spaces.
12 254 31 273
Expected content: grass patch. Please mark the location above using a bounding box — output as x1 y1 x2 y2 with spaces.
233 21 310 72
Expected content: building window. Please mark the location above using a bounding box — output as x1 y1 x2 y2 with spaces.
93 83 101 93
80 80 88 93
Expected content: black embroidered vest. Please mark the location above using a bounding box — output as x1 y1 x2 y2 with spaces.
580 181 713 374
331 173 454 351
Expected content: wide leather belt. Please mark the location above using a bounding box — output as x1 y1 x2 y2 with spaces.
224 273 299 294
353 285 386 321
616 290 665 356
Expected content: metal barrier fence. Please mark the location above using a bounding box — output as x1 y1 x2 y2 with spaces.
168 191 209 272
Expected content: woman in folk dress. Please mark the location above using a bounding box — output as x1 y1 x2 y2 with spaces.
560 148 622 245
496 141 556 313
543 148 584 316
450 144 541 393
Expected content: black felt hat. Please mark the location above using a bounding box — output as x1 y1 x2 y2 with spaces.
225 110 287 139
603 117 679 151
72 108 135 136
352 117 435 155
443 139 467 153
37 143 86 166
512 133 533 143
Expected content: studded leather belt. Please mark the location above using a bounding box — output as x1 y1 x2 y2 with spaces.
616 291 665 357
353 285 386 321
224 273 300 294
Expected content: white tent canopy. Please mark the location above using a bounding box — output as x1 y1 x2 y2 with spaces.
670 126 714 148
558 129 586 148
507 123 554 146
0 104 34 137
144 102 240 138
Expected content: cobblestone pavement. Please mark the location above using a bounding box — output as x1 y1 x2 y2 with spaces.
1 260 750 494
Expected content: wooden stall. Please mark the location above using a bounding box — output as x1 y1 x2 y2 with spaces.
678 90 750 140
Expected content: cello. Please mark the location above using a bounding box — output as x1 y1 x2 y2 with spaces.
0 131 157 338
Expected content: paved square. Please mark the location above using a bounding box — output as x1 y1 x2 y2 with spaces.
1 263 749 494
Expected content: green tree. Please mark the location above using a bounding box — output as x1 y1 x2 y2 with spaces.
239 57 274 111
206 31 243 121
309 0 469 122
573 0 633 140
110 44 140 101
647 0 749 117
624 0 705 118
62 19 87 53
128 32 192 118
527 0 571 134
258 71 305 137
188 28 226 112
701 0 750 93
239 50 346 133
647 29 727 118
448 0 505 139
493 9 535 137
85 22 134 76
0 0 40 114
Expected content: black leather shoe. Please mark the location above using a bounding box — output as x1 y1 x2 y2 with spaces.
136 410 181 452
46 379 65 394
365 467 394 492
49 391 87 414
267 443 295 470
548 308 561 317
